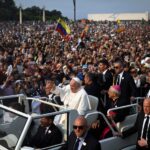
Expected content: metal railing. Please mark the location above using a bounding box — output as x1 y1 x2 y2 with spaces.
107 104 138 132
131 97 145 104
85 111 116 135
0 94 26 103
27 97 65 110
107 104 138 115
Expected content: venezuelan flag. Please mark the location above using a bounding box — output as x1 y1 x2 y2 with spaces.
56 18 71 36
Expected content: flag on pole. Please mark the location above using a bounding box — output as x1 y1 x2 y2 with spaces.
115 19 125 33
56 18 71 36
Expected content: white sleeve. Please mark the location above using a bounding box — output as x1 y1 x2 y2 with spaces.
77 93 91 115
51 85 70 101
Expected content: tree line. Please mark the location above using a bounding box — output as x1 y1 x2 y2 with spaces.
0 0 68 21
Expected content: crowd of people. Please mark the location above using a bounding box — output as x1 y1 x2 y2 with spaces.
0 21 149 99
0 20 150 149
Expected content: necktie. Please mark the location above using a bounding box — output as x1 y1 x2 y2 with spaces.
142 116 149 139
45 127 49 134
103 74 106 82
74 138 80 150
116 75 120 85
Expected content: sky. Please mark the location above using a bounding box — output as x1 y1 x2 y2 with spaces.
15 0 150 19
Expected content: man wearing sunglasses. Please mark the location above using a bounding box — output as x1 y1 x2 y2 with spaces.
113 59 137 106
60 116 101 150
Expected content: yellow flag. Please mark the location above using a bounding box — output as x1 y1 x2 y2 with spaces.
117 19 121 24
56 18 71 35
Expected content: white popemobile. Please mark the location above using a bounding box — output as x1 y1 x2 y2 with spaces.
0 94 143 150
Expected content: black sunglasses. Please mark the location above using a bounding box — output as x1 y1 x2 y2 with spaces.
114 66 120 69
73 125 84 130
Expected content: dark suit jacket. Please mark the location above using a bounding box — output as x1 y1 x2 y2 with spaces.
115 71 137 105
84 82 100 100
110 98 129 123
122 112 150 149
98 70 113 91
61 131 101 150
103 70 113 90
98 70 113 110
84 82 105 113
30 123 62 148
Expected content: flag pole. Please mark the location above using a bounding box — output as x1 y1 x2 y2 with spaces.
73 0 76 22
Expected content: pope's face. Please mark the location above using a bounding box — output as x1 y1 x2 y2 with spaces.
70 79 79 93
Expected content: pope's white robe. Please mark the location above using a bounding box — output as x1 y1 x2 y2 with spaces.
51 85 91 115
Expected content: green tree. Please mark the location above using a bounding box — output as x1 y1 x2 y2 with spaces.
0 0 18 21
0 0 68 21
23 6 42 21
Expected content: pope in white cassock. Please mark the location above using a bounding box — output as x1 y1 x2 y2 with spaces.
49 77 91 115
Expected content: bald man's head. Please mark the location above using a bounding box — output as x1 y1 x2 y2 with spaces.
74 116 87 126
143 98 150 115
73 116 88 138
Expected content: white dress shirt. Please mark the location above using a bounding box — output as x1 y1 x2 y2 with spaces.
76 132 88 150
117 71 124 85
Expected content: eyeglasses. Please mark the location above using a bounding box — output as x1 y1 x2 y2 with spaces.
73 125 84 130
114 66 120 69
